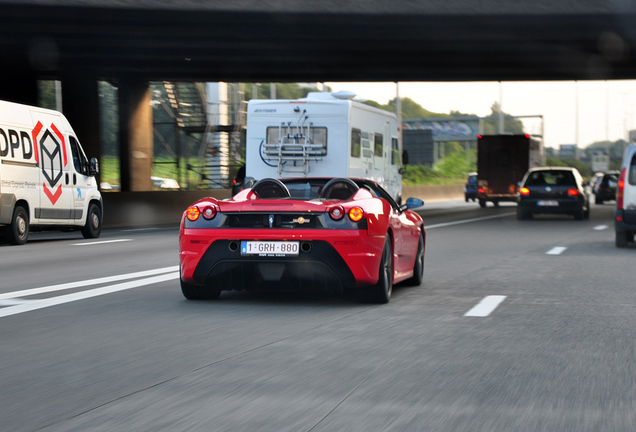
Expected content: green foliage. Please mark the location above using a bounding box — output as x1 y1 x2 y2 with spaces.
403 150 476 185
243 83 331 100
363 97 448 118
546 156 593 178
98 81 119 158
481 102 525 134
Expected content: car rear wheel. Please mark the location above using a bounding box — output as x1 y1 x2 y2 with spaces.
357 236 393 304
479 199 486 208
405 232 424 286
516 207 531 220
616 230 631 248
181 277 221 300
595 197 603 204
7 206 29 245
574 207 585 220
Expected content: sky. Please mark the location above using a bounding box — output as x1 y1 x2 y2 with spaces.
325 81 636 149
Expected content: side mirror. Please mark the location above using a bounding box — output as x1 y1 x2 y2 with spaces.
402 150 409 165
400 197 424 212
89 157 99 176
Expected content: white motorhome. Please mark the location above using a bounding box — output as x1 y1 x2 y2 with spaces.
244 91 403 202
0 100 102 245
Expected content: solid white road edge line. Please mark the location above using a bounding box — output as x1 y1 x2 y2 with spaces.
593 225 609 230
546 246 567 255
0 266 179 300
71 239 133 246
0 272 179 319
122 228 159 232
464 295 507 317
426 212 516 229
0 299 32 306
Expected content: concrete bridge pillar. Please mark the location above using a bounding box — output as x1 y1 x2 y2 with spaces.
118 78 153 192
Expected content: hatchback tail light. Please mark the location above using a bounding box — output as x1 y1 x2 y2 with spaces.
618 168 626 210
567 188 579 196
520 187 530 196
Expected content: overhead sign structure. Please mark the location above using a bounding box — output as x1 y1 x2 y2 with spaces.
402 117 480 142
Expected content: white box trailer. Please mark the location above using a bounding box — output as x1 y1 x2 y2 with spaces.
245 91 404 202
0 100 102 244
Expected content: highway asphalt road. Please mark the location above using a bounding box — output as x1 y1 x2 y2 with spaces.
1 199 634 431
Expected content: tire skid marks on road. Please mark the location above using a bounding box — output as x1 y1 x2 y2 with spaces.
0 267 179 318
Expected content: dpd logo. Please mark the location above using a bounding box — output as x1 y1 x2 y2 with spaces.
32 121 68 205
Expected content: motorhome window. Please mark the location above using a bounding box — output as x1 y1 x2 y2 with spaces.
363 149 374 158
351 128 361 158
629 154 636 185
361 132 369 139
69 136 88 175
266 126 327 156
374 133 383 157
391 138 399 165
361 138 370 149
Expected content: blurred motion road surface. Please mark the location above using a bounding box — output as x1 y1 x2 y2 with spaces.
1 200 634 432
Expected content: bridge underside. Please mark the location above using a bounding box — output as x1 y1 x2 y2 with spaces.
0 2 635 191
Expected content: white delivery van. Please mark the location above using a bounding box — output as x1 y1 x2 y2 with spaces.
0 100 102 245
244 91 404 202
615 144 636 247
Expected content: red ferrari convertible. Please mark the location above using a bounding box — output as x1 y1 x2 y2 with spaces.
179 177 425 303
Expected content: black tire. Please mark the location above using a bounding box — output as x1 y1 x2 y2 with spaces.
616 230 629 248
595 197 603 205
493 200 500 207
405 232 424 286
357 236 393 304
181 277 221 300
465 196 468 202
81 203 102 239
574 206 584 220
7 206 29 245
516 207 531 220
478 199 486 208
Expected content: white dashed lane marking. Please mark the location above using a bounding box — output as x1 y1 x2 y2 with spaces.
593 225 609 230
546 247 567 255
71 239 133 246
464 295 507 317
426 212 515 229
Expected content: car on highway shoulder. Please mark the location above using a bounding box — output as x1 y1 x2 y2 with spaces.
464 172 477 202
593 170 619 204
179 177 425 303
615 145 636 247
517 167 590 220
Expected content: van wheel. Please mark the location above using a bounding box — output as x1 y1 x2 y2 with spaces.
81 204 102 239
7 206 29 245
357 236 393 304
616 230 630 248
479 199 486 208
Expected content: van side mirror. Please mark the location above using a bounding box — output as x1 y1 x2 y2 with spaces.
89 158 99 176
402 150 409 165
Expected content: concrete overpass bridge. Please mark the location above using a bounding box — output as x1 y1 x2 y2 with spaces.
1 0 636 224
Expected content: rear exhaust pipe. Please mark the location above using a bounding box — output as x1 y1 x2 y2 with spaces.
228 241 240 252
301 241 312 253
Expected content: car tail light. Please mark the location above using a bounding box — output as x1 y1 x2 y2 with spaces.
567 188 579 196
186 206 200 221
329 205 345 220
520 187 530 195
201 205 217 220
618 168 626 210
478 188 485 194
348 207 364 222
